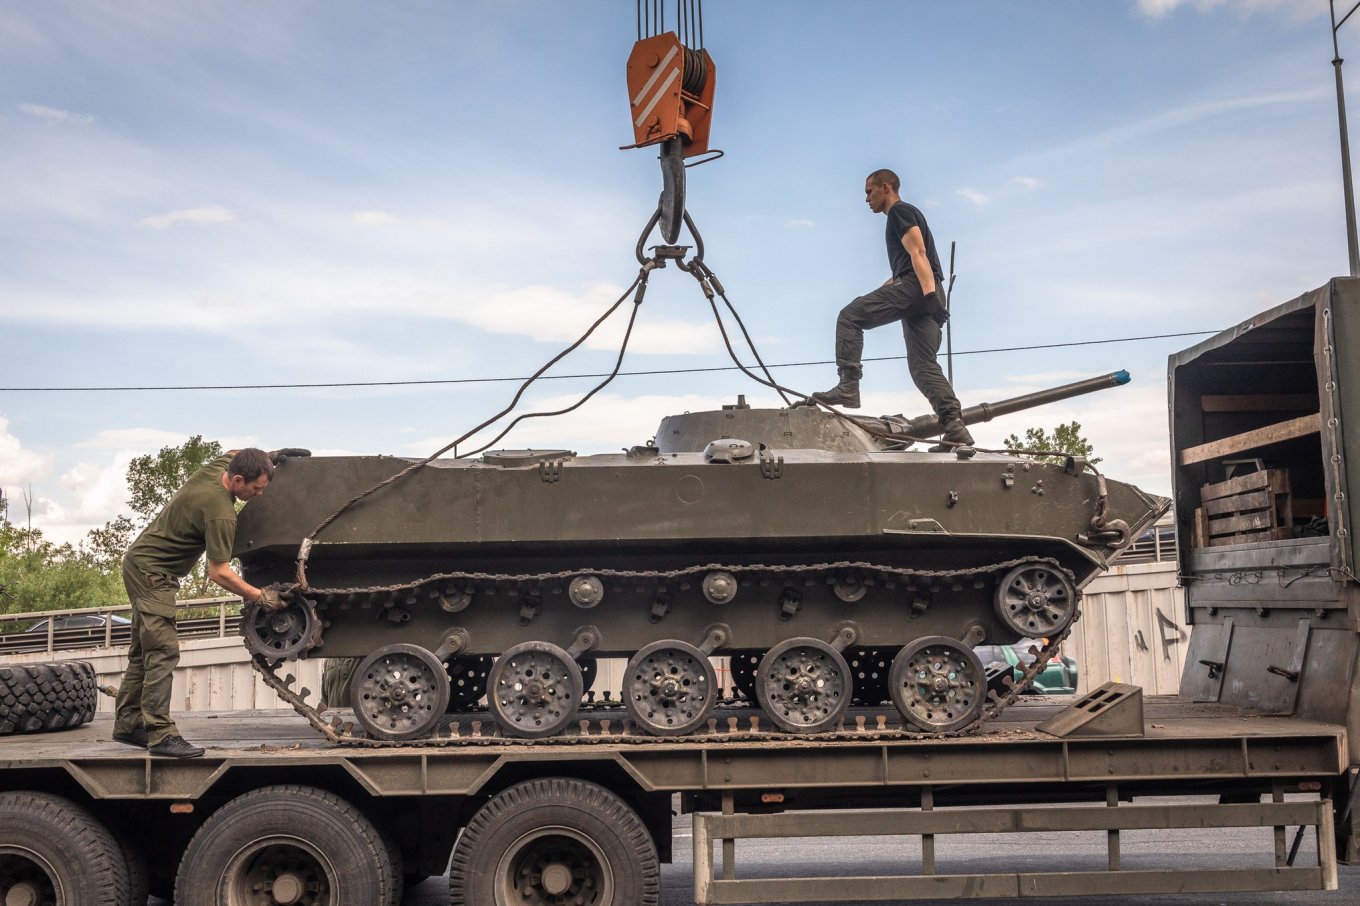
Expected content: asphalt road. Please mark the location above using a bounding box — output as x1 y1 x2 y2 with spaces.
395 808 1359 906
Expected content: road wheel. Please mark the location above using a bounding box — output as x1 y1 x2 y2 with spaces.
0 661 98 736
0 791 129 906
449 778 659 906
174 785 397 906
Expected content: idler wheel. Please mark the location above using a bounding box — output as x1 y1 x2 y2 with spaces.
623 640 716 736
890 636 985 734
488 642 583 739
994 562 1078 637
350 643 450 742
444 655 493 712
241 596 320 661
756 638 851 734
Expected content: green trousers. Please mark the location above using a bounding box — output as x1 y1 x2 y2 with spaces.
114 555 182 746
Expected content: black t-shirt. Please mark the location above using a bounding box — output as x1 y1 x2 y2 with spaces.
885 201 943 286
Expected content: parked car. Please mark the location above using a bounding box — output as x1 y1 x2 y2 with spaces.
20 614 132 646
973 639 1078 694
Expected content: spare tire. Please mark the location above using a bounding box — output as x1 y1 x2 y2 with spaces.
0 660 98 735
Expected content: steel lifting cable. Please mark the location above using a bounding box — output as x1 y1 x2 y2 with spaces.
294 265 653 589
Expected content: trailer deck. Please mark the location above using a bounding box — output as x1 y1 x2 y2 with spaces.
2 696 1344 801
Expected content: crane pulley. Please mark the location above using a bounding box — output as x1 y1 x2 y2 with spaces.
624 1 717 244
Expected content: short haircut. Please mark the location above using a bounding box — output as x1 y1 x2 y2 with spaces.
866 168 900 192
228 448 274 483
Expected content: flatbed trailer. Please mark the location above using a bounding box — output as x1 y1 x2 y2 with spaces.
0 697 1348 904
5 281 1360 906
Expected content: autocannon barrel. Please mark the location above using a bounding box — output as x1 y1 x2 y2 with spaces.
899 370 1131 439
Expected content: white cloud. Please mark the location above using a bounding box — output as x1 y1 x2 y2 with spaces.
18 102 94 124
138 206 237 230
786 217 815 228
956 187 990 208
353 210 397 226
1135 0 1320 20
76 427 192 451
1009 176 1041 191
0 417 51 488
453 282 721 355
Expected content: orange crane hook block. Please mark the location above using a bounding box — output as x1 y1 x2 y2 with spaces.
625 32 716 157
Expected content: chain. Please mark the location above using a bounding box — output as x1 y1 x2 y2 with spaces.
248 556 1081 747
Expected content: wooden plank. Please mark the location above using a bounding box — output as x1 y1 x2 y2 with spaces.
1208 511 1275 536
1179 414 1320 466
1200 469 1289 502
1192 508 1209 549
1203 488 1274 517
1200 394 1317 413
1210 527 1292 547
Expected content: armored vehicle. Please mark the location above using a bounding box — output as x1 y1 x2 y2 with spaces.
234 373 1166 742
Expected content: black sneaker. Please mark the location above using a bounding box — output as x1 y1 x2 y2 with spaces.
112 728 149 748
148 735 205 758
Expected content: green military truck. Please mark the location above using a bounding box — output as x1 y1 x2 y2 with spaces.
1 280 1358 905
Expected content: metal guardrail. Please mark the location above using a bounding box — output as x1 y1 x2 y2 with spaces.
0 596 243 656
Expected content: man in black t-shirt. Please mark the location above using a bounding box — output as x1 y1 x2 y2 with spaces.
810 168 974 451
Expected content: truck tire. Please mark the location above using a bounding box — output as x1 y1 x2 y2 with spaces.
0 661 98 735
116 829 151 906
449 778 660 906
174 785 397 906
0 791 130 906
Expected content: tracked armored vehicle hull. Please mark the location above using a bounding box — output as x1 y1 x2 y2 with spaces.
235 402 1166 741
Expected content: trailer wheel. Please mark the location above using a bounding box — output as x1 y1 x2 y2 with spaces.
117 830 151 906
449 778 659 906
0 661 98 735
174 785 397 906
0 791 130 906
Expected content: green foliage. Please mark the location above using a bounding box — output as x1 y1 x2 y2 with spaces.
0 521 123 620
1002 421 1101 466
126 435 223 522
121 436 225 599
0 436 231 621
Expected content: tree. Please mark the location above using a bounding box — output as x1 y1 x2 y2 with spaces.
126 436 225 599
0 521 122 617
82 436 226 599
127 435 223 523
1002 421 1101 466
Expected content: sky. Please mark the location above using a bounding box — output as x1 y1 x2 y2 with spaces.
0 0 1350 545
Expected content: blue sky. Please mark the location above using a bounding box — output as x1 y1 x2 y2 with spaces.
0 0 1348 544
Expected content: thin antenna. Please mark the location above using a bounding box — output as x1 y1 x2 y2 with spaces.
946 241 957 384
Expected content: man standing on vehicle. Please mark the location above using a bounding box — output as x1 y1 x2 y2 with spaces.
113 447 296 758
810 168 974 451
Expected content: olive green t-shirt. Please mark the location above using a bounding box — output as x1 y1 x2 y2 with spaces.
126 455 238 579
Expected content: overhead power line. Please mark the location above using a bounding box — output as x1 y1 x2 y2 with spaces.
0 330 1219 393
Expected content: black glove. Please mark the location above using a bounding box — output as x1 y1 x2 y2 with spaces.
922 290 949 325
268 448 312 465
255 582 298 612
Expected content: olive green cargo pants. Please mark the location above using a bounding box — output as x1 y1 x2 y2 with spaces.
834 279 962 420
114 555 182 746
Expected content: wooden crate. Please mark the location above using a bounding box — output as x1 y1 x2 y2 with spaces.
1192 469 1293 548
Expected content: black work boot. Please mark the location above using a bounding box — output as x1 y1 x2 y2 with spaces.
148 735 205 758
928 417 975 452
112 727 149 748
810 367 862 408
